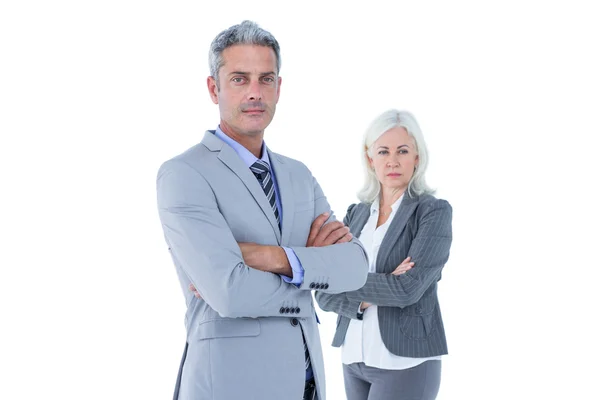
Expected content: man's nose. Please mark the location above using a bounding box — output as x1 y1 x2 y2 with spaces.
247 80 262 101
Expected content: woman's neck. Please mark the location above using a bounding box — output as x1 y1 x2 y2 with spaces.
379 187 405 209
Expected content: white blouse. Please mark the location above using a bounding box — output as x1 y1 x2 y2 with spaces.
341 195 442 369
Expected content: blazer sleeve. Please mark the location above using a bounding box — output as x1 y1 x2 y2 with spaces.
290 177 369 294
314 203 364 319
157 160 312 319
344 198 453 307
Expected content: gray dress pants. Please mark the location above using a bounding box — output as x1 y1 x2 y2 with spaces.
342 360 441 400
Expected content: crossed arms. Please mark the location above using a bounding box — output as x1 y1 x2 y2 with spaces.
315 199 452 319
157 160 369 319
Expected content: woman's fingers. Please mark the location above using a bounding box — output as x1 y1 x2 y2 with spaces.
391 262 414 275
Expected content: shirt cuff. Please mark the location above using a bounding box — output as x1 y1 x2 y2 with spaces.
281 247 304 286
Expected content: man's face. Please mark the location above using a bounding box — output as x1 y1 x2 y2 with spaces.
207 44 281 137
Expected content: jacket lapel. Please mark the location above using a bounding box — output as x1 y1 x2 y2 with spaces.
348 204 371 238
375 194 420 272
201 131 281 243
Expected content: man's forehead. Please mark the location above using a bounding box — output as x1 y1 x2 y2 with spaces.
221 45 277 72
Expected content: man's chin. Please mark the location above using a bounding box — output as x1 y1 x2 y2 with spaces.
239 122 270 135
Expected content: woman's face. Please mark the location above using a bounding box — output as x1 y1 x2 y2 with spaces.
368 127 419 194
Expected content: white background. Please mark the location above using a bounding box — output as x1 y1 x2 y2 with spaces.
1 1 599 399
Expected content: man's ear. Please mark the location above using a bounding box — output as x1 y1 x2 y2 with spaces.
207 76 219 105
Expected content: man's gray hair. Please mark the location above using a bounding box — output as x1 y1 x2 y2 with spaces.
209 20 281 86
357 109 435 203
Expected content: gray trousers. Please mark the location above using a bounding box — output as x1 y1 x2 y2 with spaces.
342 361 441 400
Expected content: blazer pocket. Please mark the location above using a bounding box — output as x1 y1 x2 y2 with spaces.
398 312 439 340
192 318 261 340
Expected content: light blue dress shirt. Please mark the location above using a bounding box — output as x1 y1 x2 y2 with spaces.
214 127 305 285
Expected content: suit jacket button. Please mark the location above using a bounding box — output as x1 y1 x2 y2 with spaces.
324 283 329 289
290 318 299 327
285 307 291 314
279 307 285 314
309 283 316 289
295 307 300 314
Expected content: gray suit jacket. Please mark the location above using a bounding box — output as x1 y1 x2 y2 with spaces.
156 131 369 400
315 194 452 358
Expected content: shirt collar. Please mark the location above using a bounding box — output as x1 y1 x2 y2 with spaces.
214 125 270 169
370 193 404 215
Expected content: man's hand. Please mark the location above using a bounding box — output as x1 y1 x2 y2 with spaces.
189 283 202 299
306 212 352 247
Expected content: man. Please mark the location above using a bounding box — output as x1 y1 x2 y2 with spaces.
156 20 369 400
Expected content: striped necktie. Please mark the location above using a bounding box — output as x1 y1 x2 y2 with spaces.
249 160 312 379
250 160 280 226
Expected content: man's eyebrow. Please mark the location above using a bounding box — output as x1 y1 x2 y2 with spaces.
227 71 276 76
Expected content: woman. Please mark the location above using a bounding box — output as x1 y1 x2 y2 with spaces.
315 109 452 400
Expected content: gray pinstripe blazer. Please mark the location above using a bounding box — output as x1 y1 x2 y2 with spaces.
315 193 452 358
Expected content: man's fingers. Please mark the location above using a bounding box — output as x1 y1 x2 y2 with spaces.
313 221 344 244
315 225 348 247
336 232 353 244
189 283 203 298
327 226 350 244
307 212 330 246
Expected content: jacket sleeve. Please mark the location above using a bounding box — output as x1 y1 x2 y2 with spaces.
314 203 364 319
290 178 369 294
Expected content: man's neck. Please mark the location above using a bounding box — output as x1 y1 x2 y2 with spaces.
219 122 264 158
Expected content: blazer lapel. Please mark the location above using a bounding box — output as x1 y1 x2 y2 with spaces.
348 204 371 238
375 194 420 272
268 150 294 246
201 131 282 243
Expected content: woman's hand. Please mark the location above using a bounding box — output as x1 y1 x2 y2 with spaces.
391 256 414 276
359 258 415 311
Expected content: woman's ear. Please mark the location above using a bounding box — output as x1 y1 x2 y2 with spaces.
366 154 374 169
